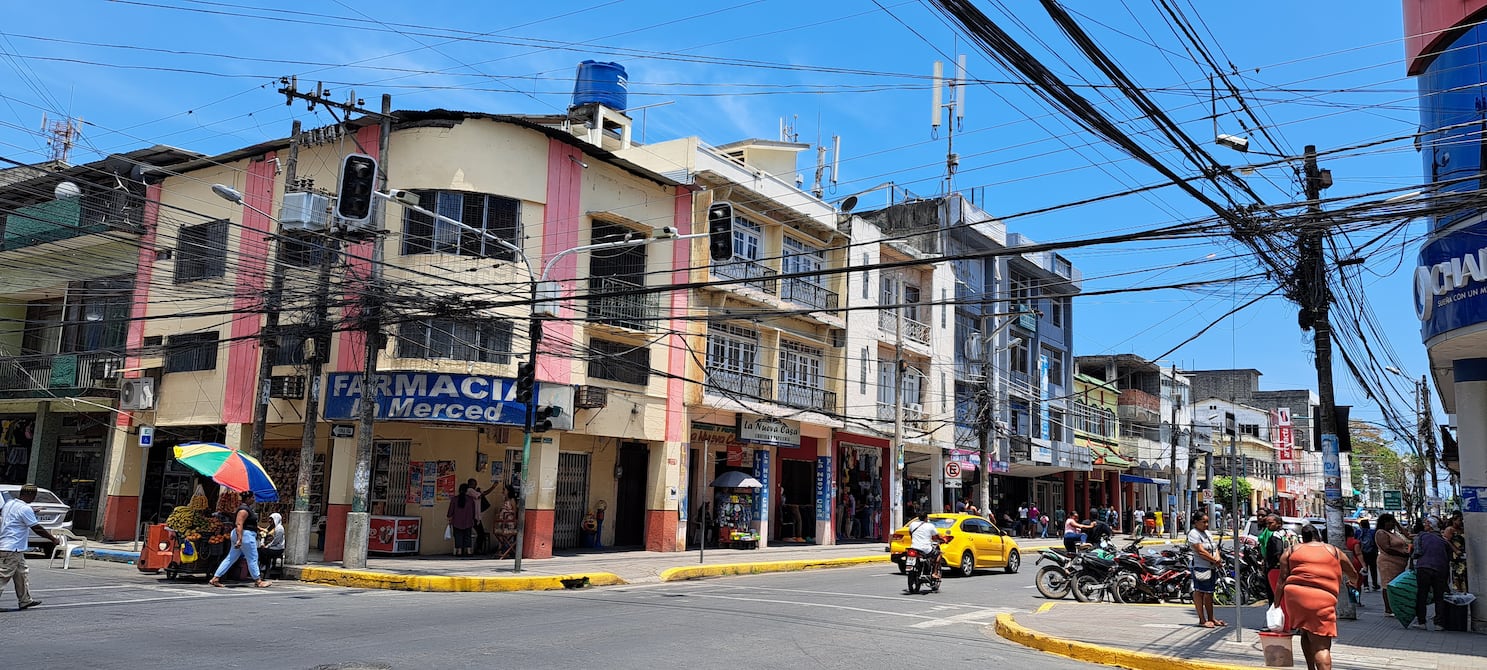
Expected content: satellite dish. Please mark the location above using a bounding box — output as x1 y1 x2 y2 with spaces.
840 195 859 213
54 181 82 199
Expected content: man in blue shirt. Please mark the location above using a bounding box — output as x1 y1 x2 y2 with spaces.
1 484 57 611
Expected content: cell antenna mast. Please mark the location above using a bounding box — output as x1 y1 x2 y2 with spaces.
932 56 968 193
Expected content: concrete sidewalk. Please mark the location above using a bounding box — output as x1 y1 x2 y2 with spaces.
77 533 1140 592
998 590 1485 670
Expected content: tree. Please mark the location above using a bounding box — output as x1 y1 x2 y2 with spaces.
1347 421 1415 510
1213 476 1252 512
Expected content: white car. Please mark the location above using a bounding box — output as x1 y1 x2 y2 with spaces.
0 484 73 552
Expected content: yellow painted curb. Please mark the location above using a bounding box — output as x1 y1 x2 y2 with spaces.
994 613 1265 670
659 554 890 582
290 565 626 592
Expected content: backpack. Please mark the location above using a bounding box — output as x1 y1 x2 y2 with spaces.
1359 527 1376 553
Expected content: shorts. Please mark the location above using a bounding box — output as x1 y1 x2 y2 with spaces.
1191 565 1216 593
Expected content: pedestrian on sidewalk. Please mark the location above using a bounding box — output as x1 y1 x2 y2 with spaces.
447 482 479 556
1411 516 1453 630
1 484 55 610
209 490 270 588
1258 515 1288 628
1357 518 1379 591
1278 523 1358 670
1374 513 1411 617
1187 512 1225 628
1133 507 1145 538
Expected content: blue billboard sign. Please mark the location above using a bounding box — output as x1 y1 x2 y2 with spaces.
1415 220 1487 341
815 456 832 521
323 372 526 425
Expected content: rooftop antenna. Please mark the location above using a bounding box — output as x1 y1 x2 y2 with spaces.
780 114 798 143
931 56 968 194
811 134 842 199
42 113 80 164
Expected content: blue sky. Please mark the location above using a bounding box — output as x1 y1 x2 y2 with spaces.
0 2 1433 432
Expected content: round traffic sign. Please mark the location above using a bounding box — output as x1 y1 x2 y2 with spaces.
945 460 961 479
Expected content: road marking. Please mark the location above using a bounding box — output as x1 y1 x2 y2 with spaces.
29 585 137 592
698 582 1018 610
910 608 1011 628
1036 602 1056 614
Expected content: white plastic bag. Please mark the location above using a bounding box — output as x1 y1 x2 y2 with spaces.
444 524 453 540
1266 605 1286 631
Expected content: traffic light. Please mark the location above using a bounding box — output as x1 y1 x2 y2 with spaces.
335 153 379 223
532 405 562 433
514 361 536 406
707 201 734 261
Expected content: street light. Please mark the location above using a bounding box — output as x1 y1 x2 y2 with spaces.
1384 365 1433 518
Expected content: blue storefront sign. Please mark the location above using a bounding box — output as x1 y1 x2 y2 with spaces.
323 371 526 425
815 456 832 521
753 450 770 522
1415 220 1487 341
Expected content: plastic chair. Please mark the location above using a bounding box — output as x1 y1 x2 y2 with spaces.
49 528 88 569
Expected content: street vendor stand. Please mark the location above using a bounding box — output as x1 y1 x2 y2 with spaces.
711 471 764 549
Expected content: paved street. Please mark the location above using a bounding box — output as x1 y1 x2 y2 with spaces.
7 557 1090 670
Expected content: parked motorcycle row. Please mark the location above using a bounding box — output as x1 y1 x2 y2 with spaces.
1035 537 1271 606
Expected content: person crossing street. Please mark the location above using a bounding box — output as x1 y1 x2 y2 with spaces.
1 484 56 611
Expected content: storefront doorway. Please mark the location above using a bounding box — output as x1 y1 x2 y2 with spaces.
553 452 590 550
778 458 813 542
838 443 884 542
612 442 649 547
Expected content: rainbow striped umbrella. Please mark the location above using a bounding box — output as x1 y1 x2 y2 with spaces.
172 442 279 502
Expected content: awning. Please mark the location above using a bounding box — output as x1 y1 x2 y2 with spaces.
1275 492 1296 499
1119 474 1171 485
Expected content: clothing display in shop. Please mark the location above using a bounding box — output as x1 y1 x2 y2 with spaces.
2 419 34 484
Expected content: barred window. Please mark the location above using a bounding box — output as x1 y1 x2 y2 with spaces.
165 332 219 372
587 338 650 386
401 190 520 260
175 220 228 283
397 318 513 364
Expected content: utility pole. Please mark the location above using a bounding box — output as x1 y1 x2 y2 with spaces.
977 344 993 517
1298 144 1354 619
343 94 393 570
892 279 906 530
285 120 343 566
272 81 396 569
1168 370 1180 539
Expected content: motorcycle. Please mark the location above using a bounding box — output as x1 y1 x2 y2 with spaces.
1035 548 1074 599
1213 545 1269 606
1070 541 1125 603
904 545 942 595
1112 545 1193 604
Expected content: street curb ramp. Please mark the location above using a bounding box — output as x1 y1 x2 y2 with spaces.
993 613 1264 670
288 565 627 592
659 554 889 582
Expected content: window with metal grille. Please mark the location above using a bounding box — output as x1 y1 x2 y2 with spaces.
587 338 650 385
175 220 228 283
401 190 520 260
165 332 219 372
274 329 307 366
397 318 513 364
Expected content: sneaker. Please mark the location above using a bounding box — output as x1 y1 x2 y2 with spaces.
17 600 40 610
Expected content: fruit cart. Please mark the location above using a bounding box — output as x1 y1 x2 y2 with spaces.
163 529 229 580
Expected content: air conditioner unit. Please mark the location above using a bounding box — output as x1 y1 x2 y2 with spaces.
574 385 609 409
269 375 307 399
119 378 156 410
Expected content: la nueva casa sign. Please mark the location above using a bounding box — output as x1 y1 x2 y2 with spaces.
736 415 801 446
323 372 527 426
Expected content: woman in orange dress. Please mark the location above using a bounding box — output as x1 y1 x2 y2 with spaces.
1278 524 1360 670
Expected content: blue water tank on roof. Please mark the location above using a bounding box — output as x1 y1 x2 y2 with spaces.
572 60 628 111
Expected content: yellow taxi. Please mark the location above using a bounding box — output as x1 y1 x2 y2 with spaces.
887 513 1021 577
